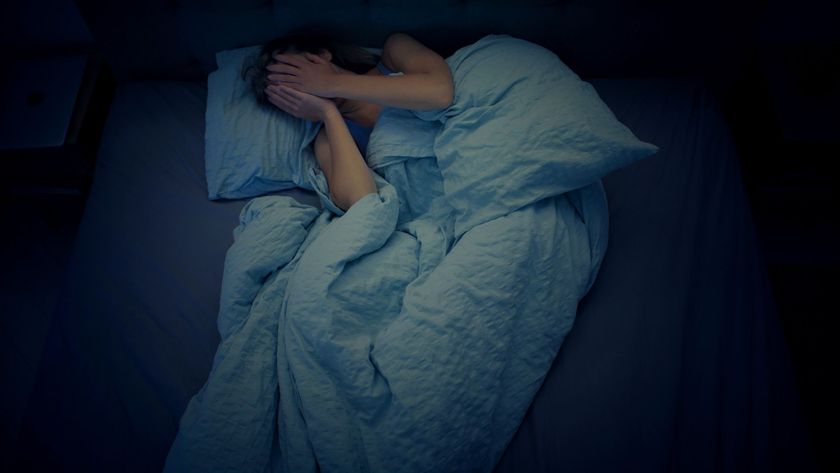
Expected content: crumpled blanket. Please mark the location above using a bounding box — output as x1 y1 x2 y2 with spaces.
163 34 630 473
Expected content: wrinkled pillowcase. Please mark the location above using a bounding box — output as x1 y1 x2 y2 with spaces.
204 45 321 200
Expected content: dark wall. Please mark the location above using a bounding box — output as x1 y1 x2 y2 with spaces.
0 0 92 58
72 0 761 82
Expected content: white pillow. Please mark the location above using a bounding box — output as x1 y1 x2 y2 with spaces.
204 45 321 200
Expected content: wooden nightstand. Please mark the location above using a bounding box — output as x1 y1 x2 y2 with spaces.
0 54 115 196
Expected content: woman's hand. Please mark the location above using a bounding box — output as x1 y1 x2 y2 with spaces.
265 83 336 122
267 52 340 98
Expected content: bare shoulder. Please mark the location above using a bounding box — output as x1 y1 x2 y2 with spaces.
381 32 448 75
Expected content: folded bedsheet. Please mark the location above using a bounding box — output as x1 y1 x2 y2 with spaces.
163 35 620 473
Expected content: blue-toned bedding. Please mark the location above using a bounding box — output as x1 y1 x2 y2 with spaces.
17 43 814 473
163 35 621 472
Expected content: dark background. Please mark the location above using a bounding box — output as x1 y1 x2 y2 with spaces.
1 0 836 471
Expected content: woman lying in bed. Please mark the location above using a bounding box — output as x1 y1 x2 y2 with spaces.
244 32 454 213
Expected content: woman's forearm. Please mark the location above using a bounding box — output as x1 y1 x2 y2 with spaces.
321 107 377 212
332 73 453 111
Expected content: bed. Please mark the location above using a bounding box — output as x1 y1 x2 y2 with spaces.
15 1 817 472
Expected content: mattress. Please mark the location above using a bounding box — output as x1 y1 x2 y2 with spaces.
15 78 816 472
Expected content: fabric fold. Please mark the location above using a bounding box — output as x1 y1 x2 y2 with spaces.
165 33 631 473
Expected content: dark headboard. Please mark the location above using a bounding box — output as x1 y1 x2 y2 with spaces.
74 0 758 82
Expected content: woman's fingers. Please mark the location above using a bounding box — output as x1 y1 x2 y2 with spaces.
266 92 289 112
276 85 303 99
272 53 307 68
267 73 301 85
267 89 293 108
270 83 295 96
266 87 295 111
303 52 327 64
272 84 302 103
266 62 297 74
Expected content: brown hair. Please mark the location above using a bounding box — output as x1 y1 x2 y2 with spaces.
241 31 380 106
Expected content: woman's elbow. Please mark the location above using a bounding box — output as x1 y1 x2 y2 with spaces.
427 70 454 109
437 84 454 109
